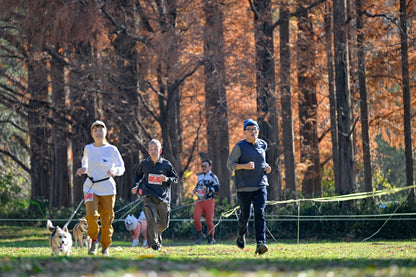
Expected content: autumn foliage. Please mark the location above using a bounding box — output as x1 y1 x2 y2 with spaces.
0 0 415 209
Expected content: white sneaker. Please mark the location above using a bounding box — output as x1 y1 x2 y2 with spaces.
132 239 139 247
102 248 110 256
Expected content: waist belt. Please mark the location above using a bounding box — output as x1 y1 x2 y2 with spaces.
88 176 110 183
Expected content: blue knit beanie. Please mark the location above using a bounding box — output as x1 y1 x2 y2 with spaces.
243 118 259 130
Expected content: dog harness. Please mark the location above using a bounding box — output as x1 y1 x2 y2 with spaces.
88 176 110 183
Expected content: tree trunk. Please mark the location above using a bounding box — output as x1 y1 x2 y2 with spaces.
28 57 51 204
112 28 142 201
69 42 97 204
279 4 296 199
297 2 321 198
50 46 72 208
160 81 183 206
157 0 184 206
356 0 372 193
251 0 281 201
324 2 340 196
399 0 415 202
203 0 231 203
333 0 354 199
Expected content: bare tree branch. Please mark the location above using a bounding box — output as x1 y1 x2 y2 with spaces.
182 112 203 173
100 2 151 46
272 0 328 30
0 148 30 173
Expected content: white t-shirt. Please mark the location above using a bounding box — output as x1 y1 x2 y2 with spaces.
81 143 125 196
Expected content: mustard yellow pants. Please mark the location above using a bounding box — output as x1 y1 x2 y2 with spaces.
85 194 115 249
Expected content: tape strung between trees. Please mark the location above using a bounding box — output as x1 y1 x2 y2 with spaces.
221 184 416 218
218 184 415 243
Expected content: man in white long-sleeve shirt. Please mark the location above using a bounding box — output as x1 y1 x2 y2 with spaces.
77 120 125 256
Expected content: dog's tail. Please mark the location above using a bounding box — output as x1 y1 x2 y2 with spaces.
47 220 56 233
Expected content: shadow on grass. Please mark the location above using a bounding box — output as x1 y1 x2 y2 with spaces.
2 225 416 276
1 254 416 276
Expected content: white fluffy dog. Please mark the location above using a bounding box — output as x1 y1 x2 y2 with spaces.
124 211 147 247
47 220 72 256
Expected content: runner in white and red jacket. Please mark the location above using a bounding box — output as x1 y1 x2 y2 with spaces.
192 159 220 244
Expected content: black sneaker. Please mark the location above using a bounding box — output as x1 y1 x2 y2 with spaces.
195 231 203 244
236 233 245 249
255 241 268 255
207 235 216 245
88 240 98 255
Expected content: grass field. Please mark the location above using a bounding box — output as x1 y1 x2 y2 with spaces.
1 225 416 276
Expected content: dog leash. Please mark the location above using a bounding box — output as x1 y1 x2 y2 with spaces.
63 176 98 229
115 198 144 222
63 177 146 228
170 198 209 212
170 202 196 212
114 197 142 214
63 198 85 230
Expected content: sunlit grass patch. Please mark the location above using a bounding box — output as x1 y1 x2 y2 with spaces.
1 226 416 276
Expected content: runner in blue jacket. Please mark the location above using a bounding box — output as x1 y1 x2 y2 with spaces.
227 119 271 255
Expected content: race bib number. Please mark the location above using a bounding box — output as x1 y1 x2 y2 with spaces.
148 174 162 185
84 193 94 202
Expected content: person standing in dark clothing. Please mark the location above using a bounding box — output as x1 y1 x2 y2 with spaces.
131 139 178 250
227 119 271 255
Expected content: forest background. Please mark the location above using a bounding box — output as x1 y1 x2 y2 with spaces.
0 0 416 231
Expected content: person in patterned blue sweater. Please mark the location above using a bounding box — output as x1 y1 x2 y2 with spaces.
192 159 220 244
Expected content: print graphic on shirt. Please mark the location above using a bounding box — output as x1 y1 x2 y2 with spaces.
196 185 206 198
101 156 111 169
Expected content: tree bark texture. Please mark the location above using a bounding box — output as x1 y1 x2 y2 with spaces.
252 0 282 201
333 0 354 197
69 42 98 204
297 3 321 198
28 57 51 202
158 0 184 205
324 2 340 196
50 46 72 208
279 4 297 199
112 28 141 201
356 0 372 193
399 0 415 202
203 0 232 203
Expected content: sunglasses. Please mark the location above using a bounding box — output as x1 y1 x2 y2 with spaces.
245 127 258 132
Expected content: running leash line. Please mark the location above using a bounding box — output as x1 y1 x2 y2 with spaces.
114 197 142 214
63 178 96 230
170 199 209 212
63 198 85 230
115 198 143 222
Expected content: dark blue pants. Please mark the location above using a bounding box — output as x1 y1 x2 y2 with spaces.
237 186 267 243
